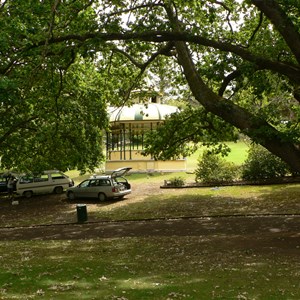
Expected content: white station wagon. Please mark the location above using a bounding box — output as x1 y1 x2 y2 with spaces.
16 170 74 198
66 167 132 201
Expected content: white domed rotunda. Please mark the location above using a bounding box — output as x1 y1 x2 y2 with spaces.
105 102 187 172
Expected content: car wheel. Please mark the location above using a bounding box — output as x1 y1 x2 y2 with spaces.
24 191 33 198
67 191 75 200
54 186 63 194
98 192 107 202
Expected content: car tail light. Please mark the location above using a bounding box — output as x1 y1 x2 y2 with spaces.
112 187 117 192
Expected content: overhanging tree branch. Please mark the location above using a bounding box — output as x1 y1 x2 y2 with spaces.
248 11 264 47
0 116 39 147
163 0 300 171
112 41 175 105
218 70 241 97
251 0 300 64
26 30 300 84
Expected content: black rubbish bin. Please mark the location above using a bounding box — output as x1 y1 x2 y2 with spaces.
76 204 88 223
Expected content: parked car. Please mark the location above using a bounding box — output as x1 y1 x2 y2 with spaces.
0 173 18 193
66 167 132 201
0 173 9 193
16 170 74 198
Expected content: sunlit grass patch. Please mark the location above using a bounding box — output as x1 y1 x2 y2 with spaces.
91 184 300 221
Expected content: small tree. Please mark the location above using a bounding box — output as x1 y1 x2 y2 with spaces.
195 150 239 184
242 144 290 180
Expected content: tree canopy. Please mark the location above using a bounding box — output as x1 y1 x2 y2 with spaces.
1 0 300 172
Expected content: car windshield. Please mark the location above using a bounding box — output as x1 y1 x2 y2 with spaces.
19 175 34 184
0 175 7 183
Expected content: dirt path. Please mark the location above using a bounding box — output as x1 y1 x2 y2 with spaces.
0 214 299 256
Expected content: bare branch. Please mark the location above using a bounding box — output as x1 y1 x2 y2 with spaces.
114 41 175 105
248 11 264 46
213 1 234 34
112 47 144 69
218 70 241 97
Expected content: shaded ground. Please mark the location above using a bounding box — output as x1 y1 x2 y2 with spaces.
0 182 300 258
0 215 300 254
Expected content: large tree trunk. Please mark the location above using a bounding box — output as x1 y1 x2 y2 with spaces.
165 3 300 173
251 0 300 65
176 41 300 172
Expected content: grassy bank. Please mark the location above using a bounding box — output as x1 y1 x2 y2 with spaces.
0 233 299 300
0 235 299 300
1 141 300 299
0 181 300 299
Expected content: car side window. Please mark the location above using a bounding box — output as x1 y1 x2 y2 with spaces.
34 174 48 182
89 179 98 187
99 179 110 186
111 178 118 186
80 180 90 188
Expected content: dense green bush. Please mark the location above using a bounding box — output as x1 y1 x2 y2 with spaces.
241 144 290 180
195 150 239 183
168 176 186 187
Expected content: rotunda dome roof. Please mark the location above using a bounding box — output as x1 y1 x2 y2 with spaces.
109 103 178 122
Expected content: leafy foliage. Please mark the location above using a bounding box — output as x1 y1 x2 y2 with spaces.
0 58 108 173
143 106 238 160
0 1 108 172
195 150 239 183
1 0 300 172
241 144 290 180
167 176 186 187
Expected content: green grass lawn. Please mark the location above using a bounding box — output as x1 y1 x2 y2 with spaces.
1 181 300 299
0 237 299 300
2 141 300 300
186 141 249 171
91 184 300 221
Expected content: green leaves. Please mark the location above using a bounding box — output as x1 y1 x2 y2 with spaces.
195 150 239 183
143 106 238 160
0 2 108 172
242 144 291 180
1 0 300 172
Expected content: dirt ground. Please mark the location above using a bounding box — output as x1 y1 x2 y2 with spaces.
0 182 300 257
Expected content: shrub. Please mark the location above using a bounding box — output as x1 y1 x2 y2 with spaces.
241 144 290 180
195 150 239 183
168 176 185 187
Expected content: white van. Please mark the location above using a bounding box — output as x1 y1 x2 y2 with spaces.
16 170 74 198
